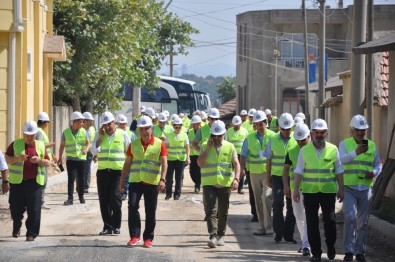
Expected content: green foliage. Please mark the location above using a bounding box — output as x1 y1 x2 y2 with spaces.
53 0 198 113
217 77 236 103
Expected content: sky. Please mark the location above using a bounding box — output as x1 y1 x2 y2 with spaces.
159 0 393 77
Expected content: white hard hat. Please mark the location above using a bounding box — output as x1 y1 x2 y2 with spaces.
158 113 168 122
179 113 185 118
144 107 156 119
140 105 146 113
172 117 183 125
311 118 328 131
71 111 85 121
191 115 202 124
100 111 115 125
82 112 94 121
211 120 226 135
264 109 272 116
293 123 310 141
295 112 306 120
240 110 248 116
232 115 242 126
294 116 304 125
350 114 369 129
137 115 153 127
37 112 50 122
116 114 128 124
193 110 201 116
253 110 267 123
248 108 256 117
201 111 208 120
278 113 294 129
23 120 38 135
162 110 170 117
170 114 178 122
208 108 220 119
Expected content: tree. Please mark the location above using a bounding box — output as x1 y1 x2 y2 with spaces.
217 77 236 103
53 0 198 113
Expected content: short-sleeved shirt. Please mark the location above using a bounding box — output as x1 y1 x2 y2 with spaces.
6 141 49 180
126 135 168 157
0 149 8 171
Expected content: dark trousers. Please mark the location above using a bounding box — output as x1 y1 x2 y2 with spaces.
66 159 86 200
97 169 122 230
189 155 201 189
128 182 158 241
9 180 43 238
272 175 295 238
303 192 337 258
237 155 245 191
246 171 257 217
84 152 93 190
165 160 185 197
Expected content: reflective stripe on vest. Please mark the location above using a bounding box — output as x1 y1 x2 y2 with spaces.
247 129 275 174
98 129 126 170
38 127 52 161
167 132 187 161
271 133 297 176
129 137 162 184
8 139 45 185
188 129 199 156
301 142 338 193
343 137 375 187
64 128 87 160
200 140 234 187
227 127 249 154
288 144 301 190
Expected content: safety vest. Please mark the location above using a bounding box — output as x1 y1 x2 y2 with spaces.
287 144 301 190
269 116 278 132
153 124 172 139
343 137 375 187
188 128 200 156
167 132 187 161
227 127 249 154
200 140 234 187
199 125 211 145
129 137 162 185
88 126 96 143
270 133 297 176
38 127 52 161
8 139 45 185
124 127 134 140
183 117 191 130
64 128 87 160
247 129 275 174
98 129 126 170
242 120 254 134
301 142 338 193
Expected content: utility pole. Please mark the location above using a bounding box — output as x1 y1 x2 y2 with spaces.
302 0 311 126
274 33 279 115
366 0 374 139
318 0 326 119
350 0 367 117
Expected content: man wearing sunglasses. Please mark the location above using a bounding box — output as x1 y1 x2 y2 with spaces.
339 115 382 262
120 115 168 248
293 119 344 262
283 123 311 257
240 110 275 236
198 120 240 248
264 113 297 244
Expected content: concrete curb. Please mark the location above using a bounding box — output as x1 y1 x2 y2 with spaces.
369 214 395 242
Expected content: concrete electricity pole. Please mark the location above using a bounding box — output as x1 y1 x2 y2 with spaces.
302 0 311 126
318 0 326 119
366 0 374 139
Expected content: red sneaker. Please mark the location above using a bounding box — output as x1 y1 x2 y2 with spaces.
143 239 153 248
127 237 141 246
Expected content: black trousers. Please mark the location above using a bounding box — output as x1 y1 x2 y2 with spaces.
189 155 201 189
245 171 257 217
9 179 43 237
303 192 337 258
165 160 185 197
97 169 122 230
66 159 86 200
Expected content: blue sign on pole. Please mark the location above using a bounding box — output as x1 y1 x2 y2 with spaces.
309 61 316 83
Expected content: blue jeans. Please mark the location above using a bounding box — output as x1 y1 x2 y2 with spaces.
128 182 158 241
343 186 372 255
84 152 93 190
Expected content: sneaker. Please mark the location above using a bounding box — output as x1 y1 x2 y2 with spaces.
303 248 311 257
174 195 180 200
217 236 225 246
127 237 141 246
41 204 50 210
207 236 217 248
194 187 200 194
327 246 336 260
165 195 172 200
143 239 153 248
84 189 89 193
274 234 283 243
64 199 73 205
12 229 20 238
238 189 245 194
343 252 353 261
112 228 120 235
99 229 112 235
284 237 297 244
79 197 86 204
355 254 366 262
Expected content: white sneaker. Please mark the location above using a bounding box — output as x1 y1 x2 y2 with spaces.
217 236 225 246
41 204 50 210
207 237 217 248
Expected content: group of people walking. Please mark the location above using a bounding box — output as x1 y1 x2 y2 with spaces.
0 105 381 262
